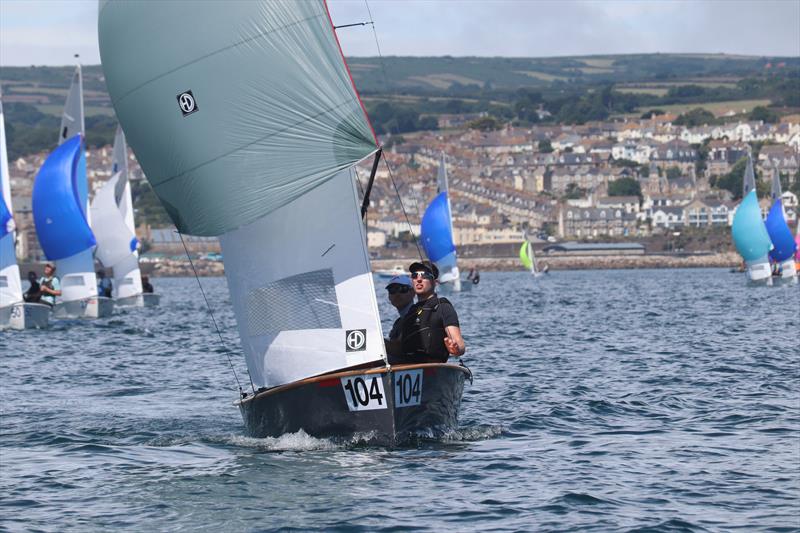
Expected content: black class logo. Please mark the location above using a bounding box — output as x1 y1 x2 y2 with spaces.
177 90 198 116
345 329 366 351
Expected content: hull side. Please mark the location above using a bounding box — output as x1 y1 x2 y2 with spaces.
53 296 114 318
238 363 469 445
9 303 51 329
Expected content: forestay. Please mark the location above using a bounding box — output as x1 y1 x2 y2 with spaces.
0 92 23 308
99 0 386 387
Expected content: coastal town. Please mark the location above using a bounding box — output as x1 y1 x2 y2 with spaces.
4 110 799 273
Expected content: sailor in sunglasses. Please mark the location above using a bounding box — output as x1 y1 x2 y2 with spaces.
391 260 465 364
384 274 415 359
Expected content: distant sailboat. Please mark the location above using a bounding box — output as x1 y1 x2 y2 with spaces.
420 153 470 292
519 237 544 278
731 154 773 285
764 169 798 284
0 90 50 329
99 0 470 444
90 127 159 306
33 65 113 317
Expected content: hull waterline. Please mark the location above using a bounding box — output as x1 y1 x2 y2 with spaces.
237 362 470 446
116 293 161 308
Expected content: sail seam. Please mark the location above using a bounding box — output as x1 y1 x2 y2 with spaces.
149 98 367 189
109 12 327 107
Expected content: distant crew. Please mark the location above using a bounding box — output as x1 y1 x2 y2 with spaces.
383 274 414 361
468 267 480 285
38 263 61 307
397 260 465 363
23 271 41 303
97 270 113 298
141 275 154 294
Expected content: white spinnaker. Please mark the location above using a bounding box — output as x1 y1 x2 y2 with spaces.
90 172 137 268
220 166 385 388
435 153 460 288
110 127 143 299
57 65 98 303
0 91 23 308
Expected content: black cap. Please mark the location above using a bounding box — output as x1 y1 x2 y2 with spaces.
408 260 439 280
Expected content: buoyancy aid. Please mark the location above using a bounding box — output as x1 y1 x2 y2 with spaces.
400 295 451 362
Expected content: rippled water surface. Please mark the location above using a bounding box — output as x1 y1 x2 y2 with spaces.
1 269 798 531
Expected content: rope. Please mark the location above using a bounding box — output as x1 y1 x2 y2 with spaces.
176 231 252 396
383 157 424 260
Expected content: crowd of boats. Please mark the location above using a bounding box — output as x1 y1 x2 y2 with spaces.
0 67 158 330
731 154 800 286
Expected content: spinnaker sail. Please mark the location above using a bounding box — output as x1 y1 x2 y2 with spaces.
731 156 772 283
764 169 798 281
421 153 460 289
99 0 385 388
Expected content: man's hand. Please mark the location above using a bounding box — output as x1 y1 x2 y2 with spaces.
444 337 460 356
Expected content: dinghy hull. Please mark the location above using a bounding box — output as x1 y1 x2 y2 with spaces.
1 303 51 329
237 362 470 446
53 296 114 318
115 293 161 308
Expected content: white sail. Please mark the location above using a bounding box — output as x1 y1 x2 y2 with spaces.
90 172 138 268
110 127 143 300
0 90 23 308
99 0 385 388
56 65 98 303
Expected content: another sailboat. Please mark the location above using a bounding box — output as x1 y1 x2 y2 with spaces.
0 90 50 329
731 154 773 285
420 153 470 292
519 236 545 278
99 0 470 444
764 169 798 284
33 65 113 317
91 127 159 307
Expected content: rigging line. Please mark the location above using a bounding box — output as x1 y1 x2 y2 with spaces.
176 230 252 396
363 0 391 94
383 156 424 260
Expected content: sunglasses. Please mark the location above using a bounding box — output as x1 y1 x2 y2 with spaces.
410 271 435 280
387 285 411 294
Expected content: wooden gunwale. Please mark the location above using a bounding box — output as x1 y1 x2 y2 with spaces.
236 362 470 406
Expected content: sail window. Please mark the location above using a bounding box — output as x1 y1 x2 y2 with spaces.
62 275 86 287
246 268 341 337
120 277 134 285
0 276 7 288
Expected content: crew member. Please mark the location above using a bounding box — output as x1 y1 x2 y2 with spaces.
38 263 61 307
399 260 465 363
383 274 414 361
23 271 41 303
97 270 113 298
141 275 154 294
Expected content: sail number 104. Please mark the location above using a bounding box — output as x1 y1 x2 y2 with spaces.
341 375 387 411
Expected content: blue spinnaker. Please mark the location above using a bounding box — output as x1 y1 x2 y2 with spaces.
33 134 96 260
765 199 797 262
0 192 12 239
731 190 772 262
421 191 456 263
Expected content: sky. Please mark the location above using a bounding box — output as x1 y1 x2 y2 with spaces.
1 0 798 66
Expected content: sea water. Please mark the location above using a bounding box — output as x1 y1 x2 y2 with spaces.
1 269 798 531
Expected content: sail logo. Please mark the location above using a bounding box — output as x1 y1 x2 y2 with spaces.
177 91 198 116
345 329 366 351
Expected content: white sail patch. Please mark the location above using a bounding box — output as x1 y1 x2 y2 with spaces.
220 167 385 389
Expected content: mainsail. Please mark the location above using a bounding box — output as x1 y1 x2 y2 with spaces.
742 152 757 198
99 0 385 388
421 154 460 289
0 90 23 308
33 65 99 303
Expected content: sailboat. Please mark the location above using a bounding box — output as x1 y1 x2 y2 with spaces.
99 0 470 444
420 153 470 292
33 65 113 318
764 169 798 284
0 90 50 329
731 154 773 285
90 127 159 307
519 236 544 277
